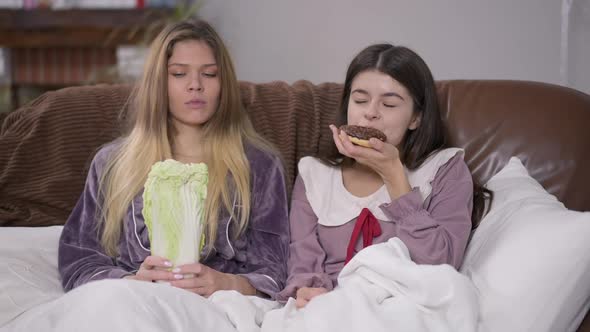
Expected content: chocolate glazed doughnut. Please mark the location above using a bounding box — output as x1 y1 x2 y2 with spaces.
339 125 386 148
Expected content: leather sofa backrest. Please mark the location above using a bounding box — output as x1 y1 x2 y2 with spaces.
1 80 588 228
438 80 590 211
240 80 590 212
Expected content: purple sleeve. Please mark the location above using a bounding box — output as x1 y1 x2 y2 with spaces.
277 175 334 302
379 154 473 269
237 154 290 299
58 148 133 291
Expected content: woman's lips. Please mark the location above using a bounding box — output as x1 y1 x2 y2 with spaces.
185 99 206 109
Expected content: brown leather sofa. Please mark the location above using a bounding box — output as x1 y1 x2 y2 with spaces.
0 80 589 330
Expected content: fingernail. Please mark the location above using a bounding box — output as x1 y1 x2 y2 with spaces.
172 267 181 273
174 274 183 280
164 261 172 267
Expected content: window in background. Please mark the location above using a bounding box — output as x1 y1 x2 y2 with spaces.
561 0 590 94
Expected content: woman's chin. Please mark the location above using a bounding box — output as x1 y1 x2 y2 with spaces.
170 115 211 130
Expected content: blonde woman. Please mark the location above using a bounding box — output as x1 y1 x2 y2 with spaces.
58 19 289 299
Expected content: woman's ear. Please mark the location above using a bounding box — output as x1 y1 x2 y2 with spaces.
408 114 421 130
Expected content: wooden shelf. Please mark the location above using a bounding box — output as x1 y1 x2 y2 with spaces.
0 9 173 47
0 8 174 111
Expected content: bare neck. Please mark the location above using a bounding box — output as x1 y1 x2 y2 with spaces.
341 161 384 197
171 122 206 163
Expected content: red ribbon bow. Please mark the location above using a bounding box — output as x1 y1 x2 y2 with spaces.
345 208 382 265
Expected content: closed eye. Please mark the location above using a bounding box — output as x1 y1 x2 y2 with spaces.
171 73 186 78
353 100 368 104
202 72 217 78
383 104 396 108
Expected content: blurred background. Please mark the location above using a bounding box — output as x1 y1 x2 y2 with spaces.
0 0 197 117
0 0 588 117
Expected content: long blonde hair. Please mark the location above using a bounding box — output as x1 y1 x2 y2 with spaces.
98 19 275 256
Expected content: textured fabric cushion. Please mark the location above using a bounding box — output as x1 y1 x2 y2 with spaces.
238 80 342 188
460 157 590 332
0 85 130 227
0 81 342 226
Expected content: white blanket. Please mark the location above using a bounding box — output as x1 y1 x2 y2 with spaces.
1 279 278 332
260 237 479 332
0 226 64 327
1 228 478 332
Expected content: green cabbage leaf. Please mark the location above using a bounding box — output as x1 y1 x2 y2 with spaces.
143 159 208 266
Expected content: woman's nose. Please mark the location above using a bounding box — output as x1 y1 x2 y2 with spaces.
187 75 203 92
364 103 380 120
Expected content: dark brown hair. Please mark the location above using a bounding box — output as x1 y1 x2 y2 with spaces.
322 44 492 227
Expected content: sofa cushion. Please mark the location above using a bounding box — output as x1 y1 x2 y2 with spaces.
0 85 130 227
0 81 343 226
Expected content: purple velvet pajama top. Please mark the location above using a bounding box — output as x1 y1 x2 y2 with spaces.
58 143 290 299
278 154 474 301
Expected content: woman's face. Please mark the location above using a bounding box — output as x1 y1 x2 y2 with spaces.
347 70 420 147
167 39 220 131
